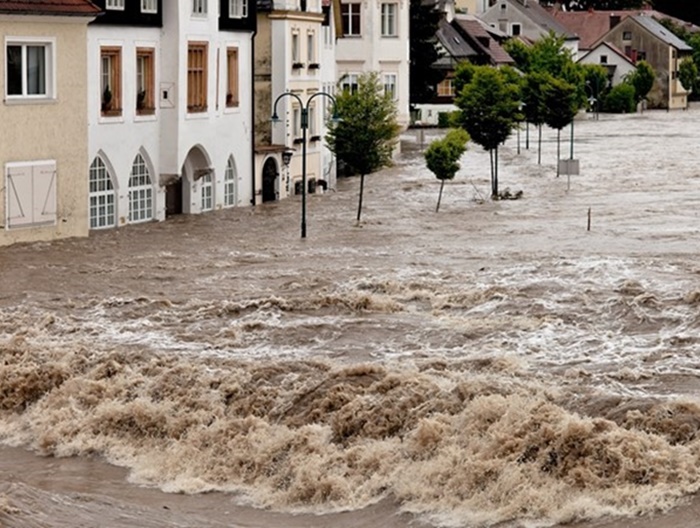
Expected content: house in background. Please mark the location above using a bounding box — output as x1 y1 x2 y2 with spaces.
415 12 513 125
336 0 411 129
254 0 331 202
87 0 256 231
594 14 692 109
480 0 579 58
577 41 635 89
0 0 100 246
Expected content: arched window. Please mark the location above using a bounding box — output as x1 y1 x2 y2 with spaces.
89 156 116 229
201 172 214 211
223 155 237 207
129 153 153 223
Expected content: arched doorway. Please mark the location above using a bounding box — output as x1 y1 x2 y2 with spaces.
173 145 212 215
261 157 279 202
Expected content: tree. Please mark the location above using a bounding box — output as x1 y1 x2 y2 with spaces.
455 66 520 198
522 71 552 164
678 57 698 108
603 83 636 113
627 60 655 107
581 64 610 116
326 72 401 223
424 128 469 212
409 0 445 104
542 77 579 176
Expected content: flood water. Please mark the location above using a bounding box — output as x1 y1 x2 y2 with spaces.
1 108 700 528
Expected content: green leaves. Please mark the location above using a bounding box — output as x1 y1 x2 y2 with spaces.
424 128 469 182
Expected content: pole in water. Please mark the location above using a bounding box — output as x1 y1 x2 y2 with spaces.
587 207 591 231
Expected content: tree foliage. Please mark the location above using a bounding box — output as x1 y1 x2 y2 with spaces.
425 128 470 212
326 72 401 222
627 60 655 103
409 0 445 104
678 57 698 94
603 83 636 113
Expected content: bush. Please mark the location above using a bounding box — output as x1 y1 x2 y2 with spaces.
437 111 459 128
603 83 636 113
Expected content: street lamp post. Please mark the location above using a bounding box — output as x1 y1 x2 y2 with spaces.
271 91 338 239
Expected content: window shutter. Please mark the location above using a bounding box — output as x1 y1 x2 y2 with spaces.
34 162 57 225
6 166 33 228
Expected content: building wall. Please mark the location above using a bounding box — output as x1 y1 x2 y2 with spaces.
0 16 91 246
604 18 689 109
578 46 635 87
455 0 478 14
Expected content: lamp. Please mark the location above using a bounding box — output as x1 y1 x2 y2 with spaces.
281 148 294 167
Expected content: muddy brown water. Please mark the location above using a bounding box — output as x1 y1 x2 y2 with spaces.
1 109 700 527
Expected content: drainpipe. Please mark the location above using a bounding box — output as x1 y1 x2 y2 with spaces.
250 26 257 206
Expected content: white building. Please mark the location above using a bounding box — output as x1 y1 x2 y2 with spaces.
335 0 411 128
88 0 256 230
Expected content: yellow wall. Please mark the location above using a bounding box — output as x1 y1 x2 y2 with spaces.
0 17 91 246
455 0 479 14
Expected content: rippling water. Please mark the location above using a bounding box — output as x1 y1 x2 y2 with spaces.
1 109 700 528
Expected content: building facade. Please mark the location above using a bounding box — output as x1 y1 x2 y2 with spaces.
0 0 99 246
88 0 256 231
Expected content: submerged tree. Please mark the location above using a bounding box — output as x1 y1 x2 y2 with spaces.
409 0 445 104
522 71 552 165
424 128 470 212
326 72 401 223
627 60 655 108
542 77 579 176
455 66 520 198
678 57 698 108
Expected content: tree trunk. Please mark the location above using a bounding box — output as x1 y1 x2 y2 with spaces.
436 179 445 213
556 129 561 178
489 149 495 198
526 121 530 150
356 173 365 223
494 146 499 198
537 125 542 165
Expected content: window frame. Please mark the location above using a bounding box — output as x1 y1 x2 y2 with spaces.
380 3 397 37
141 0 157 14
436 78 454 97
307 31 316 65
106 0 125 10
226 47 239 108
223 156 237 207
128 154 154 224
229 0 248 18
192 0 208 15
5 38 55 100
341 3 362 37
200 173 214 212
187 42 208 113
136 47 155 115
383 73 397 99
89 156 117 230
100 46 122 117
340 73 359 94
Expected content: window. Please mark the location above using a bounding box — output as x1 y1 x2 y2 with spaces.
89 157 116 229
510 23 521 36
623 31 632 40
224 156 237 206
201 173 214 211
5 161 56 228
229 0 248 18
437 78 454 97
292 33 301 65
6 41 52 99
129 154 153 223
381 3 397 37
600 54 608 64
292 106 302 139
187 43 208 112
340 73 359 93
136 48 155 114
308 104 317 137
141 0 157 13
307 32 316 64
101 47 122 116
107 0 125 9
193 0 207 15
226 47 239 107
383 73 397 99
638 50 646 61
341 3 361 36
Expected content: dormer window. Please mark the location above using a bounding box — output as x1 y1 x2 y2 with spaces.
510 23 521 36
229 0 248 18
141 0 157 13
193 0 207 15
106 0 125 10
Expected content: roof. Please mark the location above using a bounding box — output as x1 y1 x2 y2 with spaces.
453 16 514 65
0 0 101 15
631 14 692 51
436 17 478 60
508 0 577 40
579 41 635 67
551 9 700 50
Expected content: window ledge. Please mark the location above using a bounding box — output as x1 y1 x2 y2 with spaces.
136 108 156 116
4 97 57 106
380 35 399 38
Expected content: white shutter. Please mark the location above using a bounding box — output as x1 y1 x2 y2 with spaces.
6 165 33 228
34 162 57 225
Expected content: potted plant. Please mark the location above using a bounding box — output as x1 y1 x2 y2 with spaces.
137 90 147 110
102 86 113 112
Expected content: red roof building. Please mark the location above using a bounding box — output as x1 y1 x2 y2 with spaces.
0 0 101 16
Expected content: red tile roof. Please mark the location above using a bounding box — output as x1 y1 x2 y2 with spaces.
551 9 700 50
0 0 101 16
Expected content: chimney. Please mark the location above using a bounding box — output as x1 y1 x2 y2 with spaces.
610 13 621 29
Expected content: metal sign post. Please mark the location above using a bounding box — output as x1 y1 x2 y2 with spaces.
558 158 580 191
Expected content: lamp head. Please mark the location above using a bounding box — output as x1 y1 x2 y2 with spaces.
281 148 294 166
271 112 280 123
